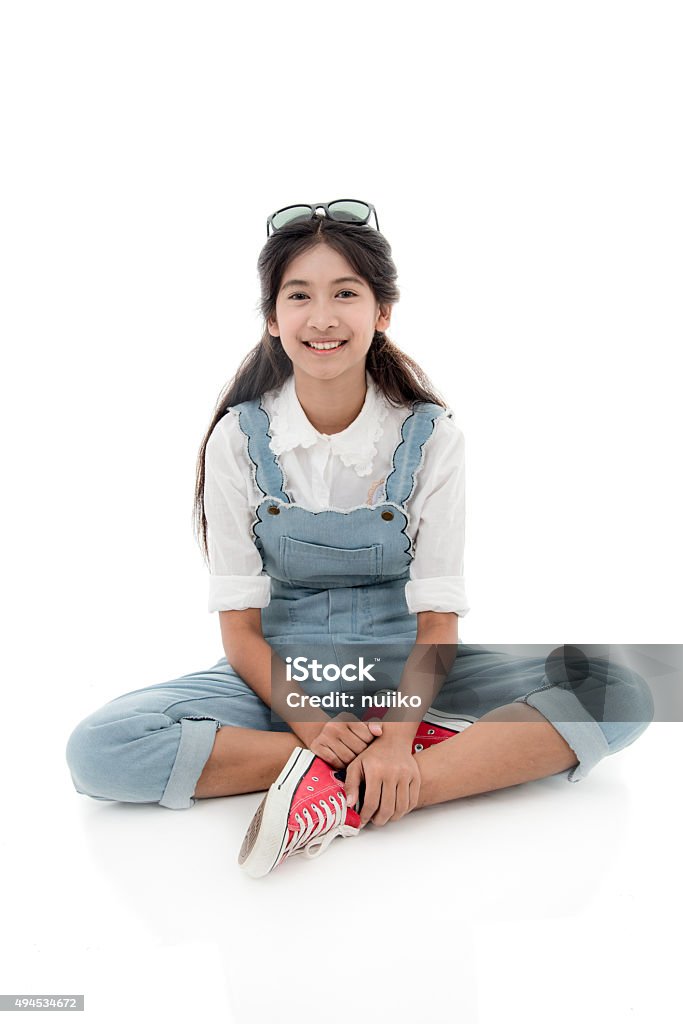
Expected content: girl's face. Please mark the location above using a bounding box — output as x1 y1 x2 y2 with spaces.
267 243 391 386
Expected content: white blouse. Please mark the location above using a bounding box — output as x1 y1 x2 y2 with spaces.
204 372 470 617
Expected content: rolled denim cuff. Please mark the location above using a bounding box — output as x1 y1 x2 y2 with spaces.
516 684 610 784
159 717 221 809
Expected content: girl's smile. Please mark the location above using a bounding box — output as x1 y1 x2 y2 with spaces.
302 338 348 353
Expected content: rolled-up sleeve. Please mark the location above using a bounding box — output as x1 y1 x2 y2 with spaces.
204 413 271 612
404 416 470 617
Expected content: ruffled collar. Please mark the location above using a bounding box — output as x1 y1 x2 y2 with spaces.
265 372 389 477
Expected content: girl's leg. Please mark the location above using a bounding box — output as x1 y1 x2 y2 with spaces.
193 700 575 804
414 700 579 808
193 726 299 799
417 643 654 803
65 656 296 809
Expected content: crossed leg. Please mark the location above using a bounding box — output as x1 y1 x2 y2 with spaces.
194 701 577 803
414 701 578 808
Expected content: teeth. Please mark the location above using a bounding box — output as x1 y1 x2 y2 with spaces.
308 340 345 350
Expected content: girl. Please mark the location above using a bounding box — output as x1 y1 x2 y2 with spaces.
65 199 654 879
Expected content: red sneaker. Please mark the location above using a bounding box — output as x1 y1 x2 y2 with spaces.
412 709 477 753
238 747 361 879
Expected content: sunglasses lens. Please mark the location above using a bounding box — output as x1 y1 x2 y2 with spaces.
271 205 314 230
328 200 371 224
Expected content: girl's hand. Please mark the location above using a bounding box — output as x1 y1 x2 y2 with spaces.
308 715 383 769
344 740 421 827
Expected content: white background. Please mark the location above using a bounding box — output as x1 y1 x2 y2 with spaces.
0 2 680 1022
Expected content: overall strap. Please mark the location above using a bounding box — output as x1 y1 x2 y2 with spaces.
384 402 449 507
231 398 290 503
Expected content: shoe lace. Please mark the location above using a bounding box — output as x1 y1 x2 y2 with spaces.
278 791 350 866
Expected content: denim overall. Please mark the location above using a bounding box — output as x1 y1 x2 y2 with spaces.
65 398 654 809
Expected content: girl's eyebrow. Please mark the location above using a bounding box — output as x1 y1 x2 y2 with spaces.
279 276 366 292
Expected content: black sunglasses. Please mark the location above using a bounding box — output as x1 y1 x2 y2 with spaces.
266 199 379 237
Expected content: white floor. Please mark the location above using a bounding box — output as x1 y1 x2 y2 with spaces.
3 709 678 1023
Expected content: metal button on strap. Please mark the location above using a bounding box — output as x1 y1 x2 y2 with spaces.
381 510 394 521
267 505 280 515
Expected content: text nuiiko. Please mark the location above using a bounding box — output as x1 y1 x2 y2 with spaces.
285 692 423 709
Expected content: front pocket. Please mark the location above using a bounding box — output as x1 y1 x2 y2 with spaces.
280 535 383 587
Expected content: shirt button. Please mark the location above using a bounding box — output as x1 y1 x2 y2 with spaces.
381 510 394 521
267 505 280 515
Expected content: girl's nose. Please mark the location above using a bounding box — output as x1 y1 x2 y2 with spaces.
307 303 339 330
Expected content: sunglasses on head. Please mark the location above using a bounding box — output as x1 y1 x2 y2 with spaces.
266 199 380 237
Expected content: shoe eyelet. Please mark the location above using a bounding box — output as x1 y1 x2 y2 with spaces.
320 798 327 805
414 743 424 751
427 729 435 734
311 777 319 782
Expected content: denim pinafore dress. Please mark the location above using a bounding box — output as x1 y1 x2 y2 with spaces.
230 396 445 706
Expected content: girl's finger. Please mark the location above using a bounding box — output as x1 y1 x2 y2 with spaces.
313 742 344 770
353 721 382 743
344 761 363 809
336 731 371 757
408 773 421 813
391 778 411 822
375 779 400 827
360 777 382 826
323 733 365 763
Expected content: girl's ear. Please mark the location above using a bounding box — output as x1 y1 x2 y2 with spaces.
267 315 280 337
375 304 392 332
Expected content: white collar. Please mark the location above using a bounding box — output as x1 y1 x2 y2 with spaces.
265 372 389 477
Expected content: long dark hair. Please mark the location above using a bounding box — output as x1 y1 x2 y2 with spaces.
193 216 448 564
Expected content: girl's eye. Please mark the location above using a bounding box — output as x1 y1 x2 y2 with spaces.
287 290 357 300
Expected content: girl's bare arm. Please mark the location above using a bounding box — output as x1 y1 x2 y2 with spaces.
370 610 460 748
219 608 327 747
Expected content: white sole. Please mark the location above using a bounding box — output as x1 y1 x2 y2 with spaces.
422 708 478 731
238 747 316 879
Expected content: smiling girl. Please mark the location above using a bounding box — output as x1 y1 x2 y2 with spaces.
66 199 653 879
